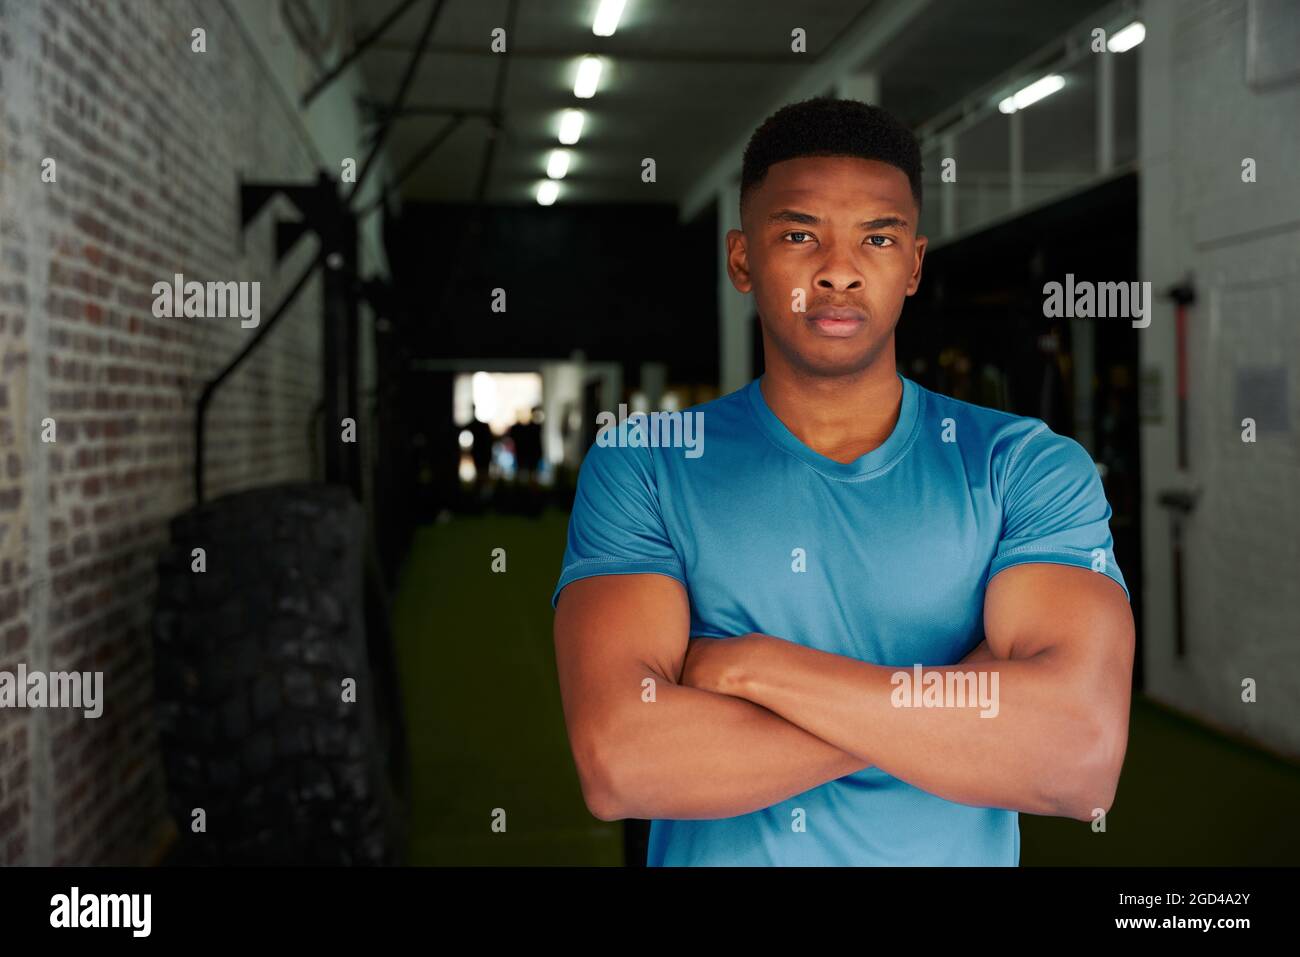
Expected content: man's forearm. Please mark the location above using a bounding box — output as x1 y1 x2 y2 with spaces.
602 676 869 821
602 639 995 821
725 636 1108 818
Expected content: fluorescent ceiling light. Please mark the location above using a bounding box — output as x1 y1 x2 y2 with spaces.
998 74 1065 114
537 180 559 205
1107 21 1145 52
558 109 585 145
574 56 602 98
593 0 626 37
547 149 571 179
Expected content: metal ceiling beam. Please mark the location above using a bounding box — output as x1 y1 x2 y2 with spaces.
348 0 447 204
473 0 517 203
358 99 495 120
366 39 804 66
301 0 423 107
358 114 466 219
678 0 939 223
912 0 1140 145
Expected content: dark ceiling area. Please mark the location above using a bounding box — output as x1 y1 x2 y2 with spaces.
346 0 1116 206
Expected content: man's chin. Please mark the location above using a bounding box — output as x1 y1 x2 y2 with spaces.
759 321 893 379
788 346 885 379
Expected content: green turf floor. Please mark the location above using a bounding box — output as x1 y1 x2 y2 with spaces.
393 508 1300 866
391 507 622 864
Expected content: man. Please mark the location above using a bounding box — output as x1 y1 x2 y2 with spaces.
550 98 1134 866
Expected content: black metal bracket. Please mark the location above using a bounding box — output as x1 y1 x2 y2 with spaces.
192 0 446 507
194 171 361 505
240 170 354 265
1157 486 1201 659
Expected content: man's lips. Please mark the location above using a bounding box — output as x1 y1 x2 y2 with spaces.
806 305 866 337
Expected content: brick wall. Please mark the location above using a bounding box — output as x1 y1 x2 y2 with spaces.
1139 0 1300 756
0 0 375 863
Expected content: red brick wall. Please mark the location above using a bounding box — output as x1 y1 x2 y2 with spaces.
0 0 334 864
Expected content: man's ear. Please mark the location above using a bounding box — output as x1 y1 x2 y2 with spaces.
906 233 927 296
726 228 752 293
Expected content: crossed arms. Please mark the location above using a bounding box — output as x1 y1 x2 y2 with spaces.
552 562 1134 823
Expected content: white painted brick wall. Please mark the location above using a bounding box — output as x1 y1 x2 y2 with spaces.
0 0 384 864
1140 0 1300 757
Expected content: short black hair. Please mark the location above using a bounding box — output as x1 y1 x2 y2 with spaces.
740 97 923 222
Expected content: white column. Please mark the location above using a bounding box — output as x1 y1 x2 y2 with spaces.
940 132 957 237
835 72 880 104
1009 110 1023 210
1138 0 1179 691
1070 319 1096 455
639 362 666 410
1097 44 1115 175
7 0 53 866
718 181 753 393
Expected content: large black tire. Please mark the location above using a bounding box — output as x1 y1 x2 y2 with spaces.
152 482 407 865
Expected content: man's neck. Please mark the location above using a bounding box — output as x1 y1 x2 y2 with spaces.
758 360 903 465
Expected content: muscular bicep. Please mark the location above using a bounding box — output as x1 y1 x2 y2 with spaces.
553 573 691 755
984 563 1136 812
984 563 1134 672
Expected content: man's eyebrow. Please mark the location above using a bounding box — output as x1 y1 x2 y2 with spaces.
765 209 910 230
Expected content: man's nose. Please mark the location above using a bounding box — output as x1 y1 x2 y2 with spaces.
814 258 864 292
812 240 865 291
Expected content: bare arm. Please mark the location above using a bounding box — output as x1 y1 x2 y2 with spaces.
554 573 993 821
553 573 868 821
682 563 1134 821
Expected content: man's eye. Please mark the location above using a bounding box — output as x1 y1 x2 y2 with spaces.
785 231 812 244
866 235 894 247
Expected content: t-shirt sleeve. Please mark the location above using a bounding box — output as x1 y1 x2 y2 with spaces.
550 433 687 609
988 422 1130 601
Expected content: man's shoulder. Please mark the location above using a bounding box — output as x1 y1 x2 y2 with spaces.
911 379 1034 431
909 380 1092 480
584 385 749 463
913 380 1055 446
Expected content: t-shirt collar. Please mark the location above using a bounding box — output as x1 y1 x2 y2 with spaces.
744 371 920 480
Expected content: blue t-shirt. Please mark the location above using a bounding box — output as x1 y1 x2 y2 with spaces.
551 372 1128 866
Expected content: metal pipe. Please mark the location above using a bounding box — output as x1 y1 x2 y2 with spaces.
194 247 327 504
301 0 423 107
347 0 447 205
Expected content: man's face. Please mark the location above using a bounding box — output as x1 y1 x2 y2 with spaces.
727 155 926 379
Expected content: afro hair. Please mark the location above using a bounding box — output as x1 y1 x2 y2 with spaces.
740 97 923 222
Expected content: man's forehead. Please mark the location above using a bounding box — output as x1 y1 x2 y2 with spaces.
757 159 913 210
759 187 913 223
